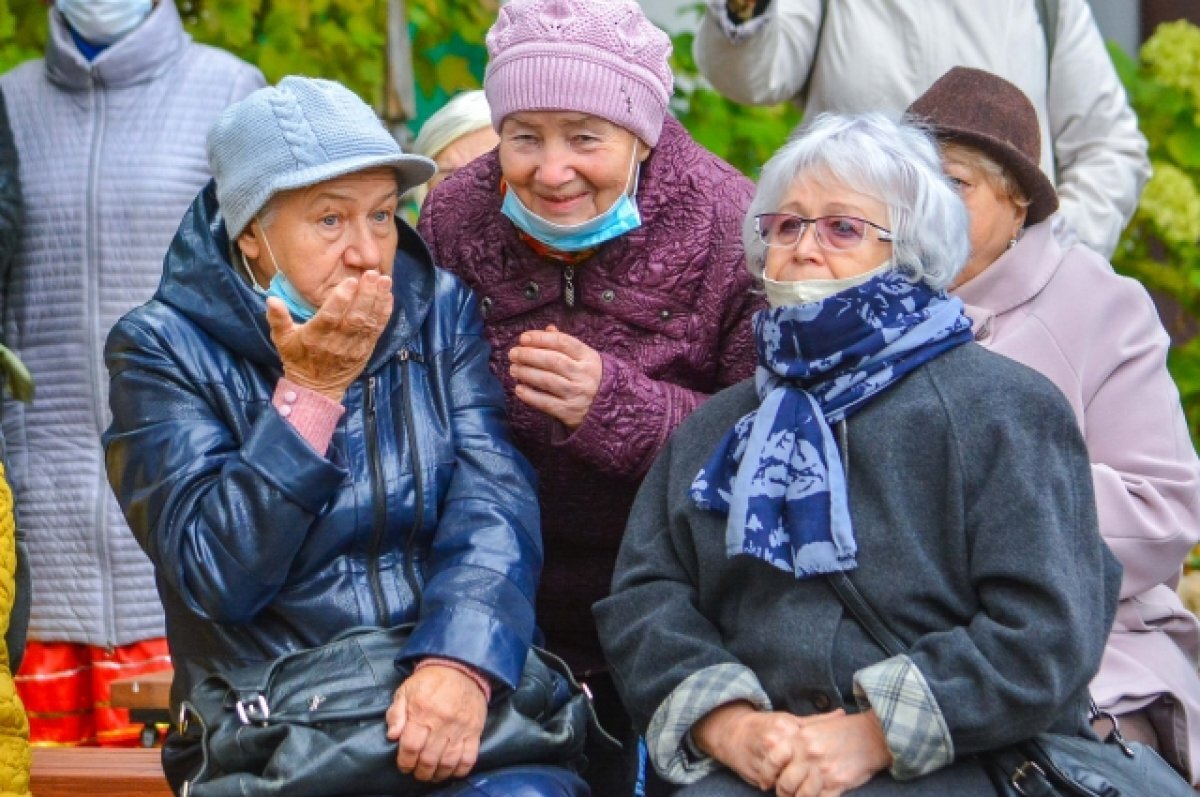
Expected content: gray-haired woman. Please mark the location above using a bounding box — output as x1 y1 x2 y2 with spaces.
595 113 1120 795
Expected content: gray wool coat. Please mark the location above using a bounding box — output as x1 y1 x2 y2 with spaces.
595 342 1121 791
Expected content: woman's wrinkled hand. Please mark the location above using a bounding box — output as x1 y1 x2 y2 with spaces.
266 270 393 402
772 709 892 797
691 702 798 791
384 664 488 783
508 324 602 429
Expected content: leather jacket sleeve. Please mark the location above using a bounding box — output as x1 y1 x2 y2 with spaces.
398 287 542 690
103 314 348 625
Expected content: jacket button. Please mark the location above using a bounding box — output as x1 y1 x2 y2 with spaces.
812 692 833 712
480 297 493 316
659 309 671 320
523 282 540 300
601 289 615 303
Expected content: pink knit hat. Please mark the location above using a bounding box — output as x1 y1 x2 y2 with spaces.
484 0 674 146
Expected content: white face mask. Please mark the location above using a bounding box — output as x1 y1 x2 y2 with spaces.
57 0 153 45
762 261 893 308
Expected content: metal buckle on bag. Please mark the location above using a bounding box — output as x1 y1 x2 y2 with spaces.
1011 760 1048 797
178 703 190 735
234 694 271 726
181 781 190 797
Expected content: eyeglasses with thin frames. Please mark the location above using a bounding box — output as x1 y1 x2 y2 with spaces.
755 213 894 251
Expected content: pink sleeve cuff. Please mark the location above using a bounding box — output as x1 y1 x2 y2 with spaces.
273 377 345 455
414 658 493 703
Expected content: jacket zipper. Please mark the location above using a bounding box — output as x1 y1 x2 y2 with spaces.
363 376 388 623
86 74 117 649
398 350 425 603
563 265 576 308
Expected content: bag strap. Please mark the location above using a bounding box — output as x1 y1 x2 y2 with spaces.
827 572 908 657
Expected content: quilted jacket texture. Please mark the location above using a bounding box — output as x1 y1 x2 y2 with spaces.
103 184 542 707
0 1 264 646
419 117 763 673
0 466 29 797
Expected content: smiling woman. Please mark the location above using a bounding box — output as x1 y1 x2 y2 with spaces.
416 0 763 792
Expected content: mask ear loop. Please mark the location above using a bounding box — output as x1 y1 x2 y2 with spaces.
624 141 642 199
257 219 285 278
238 248 265 291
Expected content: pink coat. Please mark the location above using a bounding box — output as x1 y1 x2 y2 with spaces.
954 220 1200 781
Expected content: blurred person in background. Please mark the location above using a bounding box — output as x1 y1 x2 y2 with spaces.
693 0 1149 259
409 90 499 209
0 0 263 745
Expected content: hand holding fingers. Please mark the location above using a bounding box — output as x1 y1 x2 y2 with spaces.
692 704 798 790
508 329 602 429
774 710 891 797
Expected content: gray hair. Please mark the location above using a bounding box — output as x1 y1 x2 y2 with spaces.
744 113 969 290
408 91 493 207
411 90 494 160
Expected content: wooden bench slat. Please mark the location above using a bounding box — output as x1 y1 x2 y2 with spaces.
31 747 172 797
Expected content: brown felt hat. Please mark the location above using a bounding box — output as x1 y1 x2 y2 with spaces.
906 66 1058 227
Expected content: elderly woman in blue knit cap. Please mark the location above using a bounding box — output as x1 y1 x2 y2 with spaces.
102 76 586 796
595 113 1122 795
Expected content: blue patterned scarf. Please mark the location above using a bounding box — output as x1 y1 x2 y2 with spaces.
689 269 973 578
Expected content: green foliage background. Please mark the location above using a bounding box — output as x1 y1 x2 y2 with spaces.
2 2 1199 444
1109 21 1200 447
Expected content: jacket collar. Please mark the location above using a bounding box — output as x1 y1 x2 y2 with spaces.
953 219 1061 328
158 182 435 372
45 0 188 91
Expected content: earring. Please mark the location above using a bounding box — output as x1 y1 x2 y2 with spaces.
1007 237 1018 250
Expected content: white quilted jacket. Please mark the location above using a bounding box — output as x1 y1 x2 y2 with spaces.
0 1 263 646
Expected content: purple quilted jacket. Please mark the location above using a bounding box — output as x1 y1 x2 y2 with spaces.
418 117 762 673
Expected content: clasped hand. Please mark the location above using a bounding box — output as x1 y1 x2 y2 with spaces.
693 703 893 797
266 270 393 402
508 325 603 429
385 664 488 783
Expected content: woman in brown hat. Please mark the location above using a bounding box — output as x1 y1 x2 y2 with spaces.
908 66 1200 784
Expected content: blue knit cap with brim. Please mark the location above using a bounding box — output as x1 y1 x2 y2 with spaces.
207 76 436 238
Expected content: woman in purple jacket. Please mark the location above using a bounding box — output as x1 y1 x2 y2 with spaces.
417 0 761 790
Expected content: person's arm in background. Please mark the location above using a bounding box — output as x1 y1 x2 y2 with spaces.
1046 0 1150 258
693 0 824 107
0 86 29 673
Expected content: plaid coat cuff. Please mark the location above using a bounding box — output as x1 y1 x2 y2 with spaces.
853 654 954 779
647 663 773 784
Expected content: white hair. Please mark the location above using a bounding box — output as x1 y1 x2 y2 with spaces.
408 91 493 207
744 113 970 290
411 90 493 160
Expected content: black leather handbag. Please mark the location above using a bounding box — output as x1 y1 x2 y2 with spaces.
175 625 612 797
828 572 1194 797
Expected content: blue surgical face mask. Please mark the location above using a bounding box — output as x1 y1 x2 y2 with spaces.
257 223 318 322
56 0 153 45
501 143 643 253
